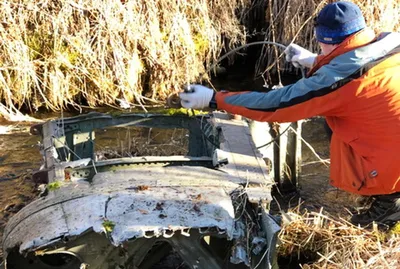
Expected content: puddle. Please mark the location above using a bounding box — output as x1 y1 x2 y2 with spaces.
0 121 42 260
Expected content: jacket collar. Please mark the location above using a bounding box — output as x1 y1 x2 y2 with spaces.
308 28 376 76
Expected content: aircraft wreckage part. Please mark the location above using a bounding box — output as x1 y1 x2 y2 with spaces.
3 166 245 253
5 229 255 269
2 183 277 268
3 112 282 269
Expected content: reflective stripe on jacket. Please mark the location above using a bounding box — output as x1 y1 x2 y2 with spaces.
215 29 400 195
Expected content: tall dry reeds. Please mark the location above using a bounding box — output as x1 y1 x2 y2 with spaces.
256 0 400 83
278 209 400 268
0 0 399 118
0 0 248 118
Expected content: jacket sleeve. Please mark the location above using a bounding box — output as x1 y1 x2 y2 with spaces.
215 65 347 122
215 31 400 123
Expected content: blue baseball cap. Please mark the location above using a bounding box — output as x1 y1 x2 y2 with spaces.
315 1 366 44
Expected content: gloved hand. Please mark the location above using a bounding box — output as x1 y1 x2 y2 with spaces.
179 84 214 109
284 44 317 68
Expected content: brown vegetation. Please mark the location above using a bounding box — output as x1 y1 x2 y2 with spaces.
278 209 400 268
256 0 400 82
0 0 399 119
0 0 249 119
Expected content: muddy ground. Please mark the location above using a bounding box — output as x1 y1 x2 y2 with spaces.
0 115 360 264
0 121 42 260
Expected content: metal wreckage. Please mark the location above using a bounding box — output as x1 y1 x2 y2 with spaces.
1 111 302 269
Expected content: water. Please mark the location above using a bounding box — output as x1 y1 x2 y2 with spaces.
0 120 42 260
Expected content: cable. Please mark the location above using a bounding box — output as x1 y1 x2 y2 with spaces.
52 136 82 160
201 41 305 80
196 41 306 150
255 124 291 149
166 40 305 108
177 41 306 153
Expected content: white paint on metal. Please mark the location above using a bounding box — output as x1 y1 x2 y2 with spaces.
5 204 68 253
3 112 276 266
248 120 274 165
107 186 235 244
212 112 273 186
61 194 108 235
3 166 243 253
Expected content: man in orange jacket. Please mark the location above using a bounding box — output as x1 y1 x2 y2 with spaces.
179 1 400 227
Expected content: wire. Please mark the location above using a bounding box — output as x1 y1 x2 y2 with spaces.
201 41 305 81
197 41 306 150
184 41 306 154
52 136 82 160
197 114 220 148
255 124 292 149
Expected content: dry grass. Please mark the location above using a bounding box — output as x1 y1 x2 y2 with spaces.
256 0 400 83
278 209 400 268
0 0 399 119
0 0 248 119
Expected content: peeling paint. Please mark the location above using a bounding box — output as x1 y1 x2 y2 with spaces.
2 112 279 269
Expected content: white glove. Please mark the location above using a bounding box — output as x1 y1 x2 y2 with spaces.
284 44 317 68
179 84 214 109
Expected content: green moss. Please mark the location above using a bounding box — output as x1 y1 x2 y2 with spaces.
25 31 53 60
150 107 209 116
390 222 400 235
59 41 80 67
108 110 125 117
106 108 208 117
165 108 191 115
193 33 209 56
102 219 115 233
47 181 63 191
25 31 80 67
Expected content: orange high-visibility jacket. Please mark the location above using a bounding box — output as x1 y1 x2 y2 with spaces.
215 29 400 195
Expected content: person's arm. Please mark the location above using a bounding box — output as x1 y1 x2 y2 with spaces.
179 64 346 122
215 65 346 122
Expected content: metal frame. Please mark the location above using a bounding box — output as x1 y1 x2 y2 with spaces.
4 112 280 269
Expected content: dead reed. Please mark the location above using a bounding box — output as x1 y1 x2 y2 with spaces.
0 0 248 119
278 209 400 268
0 0 399 119
256 0 400 83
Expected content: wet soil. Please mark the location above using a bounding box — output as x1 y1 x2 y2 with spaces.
0 120 42 260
